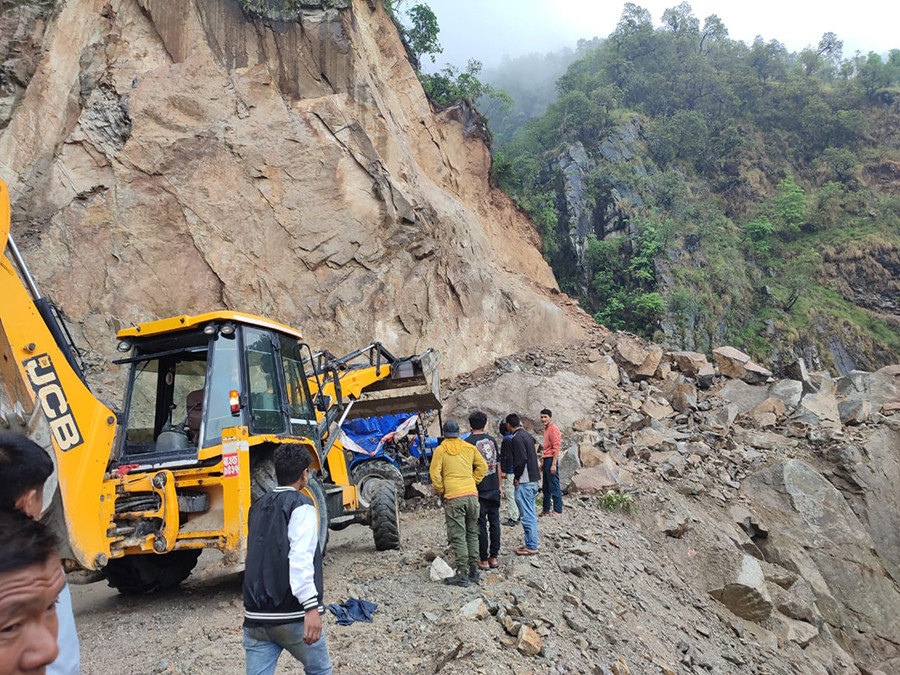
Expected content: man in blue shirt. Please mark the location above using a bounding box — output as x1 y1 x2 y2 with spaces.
0 433 80 675
0 508 66 675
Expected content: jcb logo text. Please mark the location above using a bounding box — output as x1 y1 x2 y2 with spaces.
23 354 84 451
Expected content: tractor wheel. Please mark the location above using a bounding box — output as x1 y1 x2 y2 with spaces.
105 550 201 595
370 482 401 551
351 461 405 510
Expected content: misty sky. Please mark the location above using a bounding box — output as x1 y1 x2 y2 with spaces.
421 0 899 72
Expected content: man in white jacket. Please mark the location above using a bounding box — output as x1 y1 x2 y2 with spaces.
242 444 331 675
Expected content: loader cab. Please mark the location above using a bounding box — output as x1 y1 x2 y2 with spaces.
114 313 320 468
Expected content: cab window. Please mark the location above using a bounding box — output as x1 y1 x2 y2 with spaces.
202 332 242 446
278 335 317 437
244 327 286 435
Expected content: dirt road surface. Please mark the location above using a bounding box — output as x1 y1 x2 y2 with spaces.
72 491 805 675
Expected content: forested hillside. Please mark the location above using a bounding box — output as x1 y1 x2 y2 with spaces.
488 2 900 375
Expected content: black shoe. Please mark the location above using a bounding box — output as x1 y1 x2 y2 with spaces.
443 574 469 587
503 519 518 527
468 566 481 584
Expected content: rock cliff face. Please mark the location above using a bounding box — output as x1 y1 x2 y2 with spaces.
0 0 586 397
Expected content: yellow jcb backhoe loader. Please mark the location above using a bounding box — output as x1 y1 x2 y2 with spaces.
0 179 440 593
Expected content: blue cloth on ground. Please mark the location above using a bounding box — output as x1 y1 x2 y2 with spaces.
325 597 378 626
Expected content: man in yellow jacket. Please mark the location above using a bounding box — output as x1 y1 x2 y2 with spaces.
430 419 488 586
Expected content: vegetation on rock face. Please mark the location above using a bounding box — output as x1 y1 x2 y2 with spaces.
487 2 900 373
382 0 442 69
383 1 511 116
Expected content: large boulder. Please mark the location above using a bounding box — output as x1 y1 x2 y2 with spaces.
790 380 841 433
668 350 711 377
557 442 582 493
585 355 620 386
709 554 774 622
450 370 600 433
838 366 900 412
717 379 772 414
713 346 773 384
569 460 622 493
611 335 661 381
838 399 872 425
829 428 900 586
769 379 804 409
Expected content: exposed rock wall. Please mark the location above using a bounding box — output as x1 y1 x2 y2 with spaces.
0 0 586 398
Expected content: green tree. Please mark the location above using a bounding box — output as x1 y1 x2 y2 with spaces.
742 216 775 255
383 1 442 68
419 59 512 115
698 15 728 55
405 4 441 63
772 177 807 240
819 147 859 183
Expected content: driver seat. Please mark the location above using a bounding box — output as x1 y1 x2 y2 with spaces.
186 389 204 442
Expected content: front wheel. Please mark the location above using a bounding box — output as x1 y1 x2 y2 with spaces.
105 550 202 595
371 482 401 551
351 461 405 510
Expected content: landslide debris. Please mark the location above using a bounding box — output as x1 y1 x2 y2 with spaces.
75 331 900 674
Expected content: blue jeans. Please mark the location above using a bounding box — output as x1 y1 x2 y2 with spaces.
514 481 539 550
243 622 332 675
541 457 563 513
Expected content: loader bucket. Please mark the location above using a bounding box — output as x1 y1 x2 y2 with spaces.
345 349 441 419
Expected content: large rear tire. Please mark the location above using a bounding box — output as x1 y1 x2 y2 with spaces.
105 550 201 595
249 448 278 502
249 447 329 555
371 482 401 551
302 475 329 556
351 461 405 510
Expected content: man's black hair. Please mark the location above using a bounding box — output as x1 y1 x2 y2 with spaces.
468 411 487 431
0 433 53 511
498 420 508 435
274 444 312 486
0 508 57 574
505 413 521 429
540 408 552 417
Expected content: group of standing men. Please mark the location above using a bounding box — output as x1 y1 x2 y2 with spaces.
429 410 563 587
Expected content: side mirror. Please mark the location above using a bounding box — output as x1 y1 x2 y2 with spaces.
315 394 332 412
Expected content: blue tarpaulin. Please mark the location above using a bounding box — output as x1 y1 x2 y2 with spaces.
342 414 427 458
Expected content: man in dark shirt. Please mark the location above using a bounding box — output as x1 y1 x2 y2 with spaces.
242 444 332 675
506 413 540 555
466 411 501 569
498 420 520 526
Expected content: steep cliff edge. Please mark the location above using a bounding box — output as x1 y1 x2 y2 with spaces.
0 0 587 397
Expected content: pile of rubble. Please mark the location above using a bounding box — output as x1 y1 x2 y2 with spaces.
442 331 900 674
